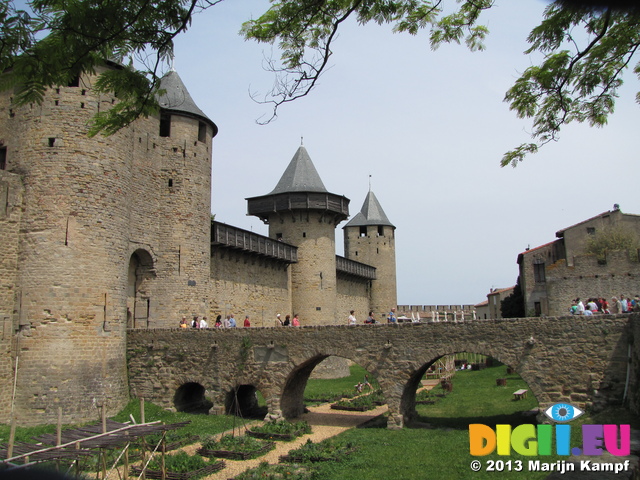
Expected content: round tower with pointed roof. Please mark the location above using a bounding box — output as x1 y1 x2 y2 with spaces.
343 190 397 317
0 62 217 425
247 146 349 325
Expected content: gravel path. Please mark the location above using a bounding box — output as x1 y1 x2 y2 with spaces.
192 403 389 480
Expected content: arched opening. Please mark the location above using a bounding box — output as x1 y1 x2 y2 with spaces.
401 352 538 428
127 249 155 328
174 382 213 414
225 384 268 419
281 354 381 420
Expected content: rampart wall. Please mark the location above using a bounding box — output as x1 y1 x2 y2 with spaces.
209 248 291 326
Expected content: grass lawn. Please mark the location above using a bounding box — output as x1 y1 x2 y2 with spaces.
2 360 638 480
304 363 377 402
308 363 639 480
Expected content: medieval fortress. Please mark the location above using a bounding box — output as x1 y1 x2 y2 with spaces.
0 63 404 425
2 63 639 427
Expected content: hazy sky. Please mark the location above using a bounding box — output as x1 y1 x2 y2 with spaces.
170 0 640 306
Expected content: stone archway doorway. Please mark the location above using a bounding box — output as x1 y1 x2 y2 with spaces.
127 249 155 328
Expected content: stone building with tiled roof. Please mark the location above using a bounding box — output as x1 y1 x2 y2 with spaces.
518 205 640 316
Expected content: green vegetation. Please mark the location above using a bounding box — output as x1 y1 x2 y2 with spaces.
200 433 274 458
585 226 640 262
248 420 312 440
304 363 377 403
233 461 315 480
332 389 384 411
3 360 637 480
281 438 357 463
146 450 213 473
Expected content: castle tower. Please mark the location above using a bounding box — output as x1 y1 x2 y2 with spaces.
0 63 216 425
247 146 349 325
343 190 397 317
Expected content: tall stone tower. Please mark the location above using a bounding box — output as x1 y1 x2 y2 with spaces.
0 63 217 425
247 146 349 325
343 190 397 317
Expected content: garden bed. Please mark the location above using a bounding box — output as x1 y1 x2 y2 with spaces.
197 441 274 460
279 439 357 464
329 404 373 412
130 461 225 480
246 420 311 441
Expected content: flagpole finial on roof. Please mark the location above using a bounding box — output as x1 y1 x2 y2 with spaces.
301 136 304 146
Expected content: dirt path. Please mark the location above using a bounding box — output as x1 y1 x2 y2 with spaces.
194 403 389 480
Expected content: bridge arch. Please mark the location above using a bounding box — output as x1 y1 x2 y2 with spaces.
173 381 213 414
280 353 380 419
396 350 541 427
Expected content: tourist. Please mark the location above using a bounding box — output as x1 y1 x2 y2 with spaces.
214 315 222 328
611 297 622 314
228 314 237 328
244 315 251 327
621 296 629 313
292 314 300 327
575 298 585 315
199 317 208 328
179 316 188 328
569 301 578 315
191 316 199 328
275 313 283 326
348 310 357 325
587 298 598 313
283 315 291 326
223 315 231 328
600 297 610 314
365 311 376 324
387 308 397 323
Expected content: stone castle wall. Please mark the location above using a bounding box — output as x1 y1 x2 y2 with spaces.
336 276 371 324
545 250 640 316
0 170 23 423
209 248 291 326
0 64 216 425
628 316 640 415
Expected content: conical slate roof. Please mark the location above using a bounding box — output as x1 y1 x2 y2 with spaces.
157 70 217 133
269 146 328 194
344 190 394 228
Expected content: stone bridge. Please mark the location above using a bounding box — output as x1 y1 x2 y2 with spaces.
127 315 637 428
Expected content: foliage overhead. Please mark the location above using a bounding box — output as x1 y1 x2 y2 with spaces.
1 1 639 164
241 0 640 165
0 0 222 136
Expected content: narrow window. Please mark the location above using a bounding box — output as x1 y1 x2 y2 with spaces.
168 179 173 187
198 122 207 142
586 227 596 235
48 138 56 147
534 302 542 316
533 262 546 283
159 113 171 137
68 76 80 87
302 232 306 238
0 147 6 170
359 226 367 237
378 226 384 236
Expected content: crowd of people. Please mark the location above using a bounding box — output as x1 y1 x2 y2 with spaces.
179 313 254 329
179 306 407 329
569 295 640 315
